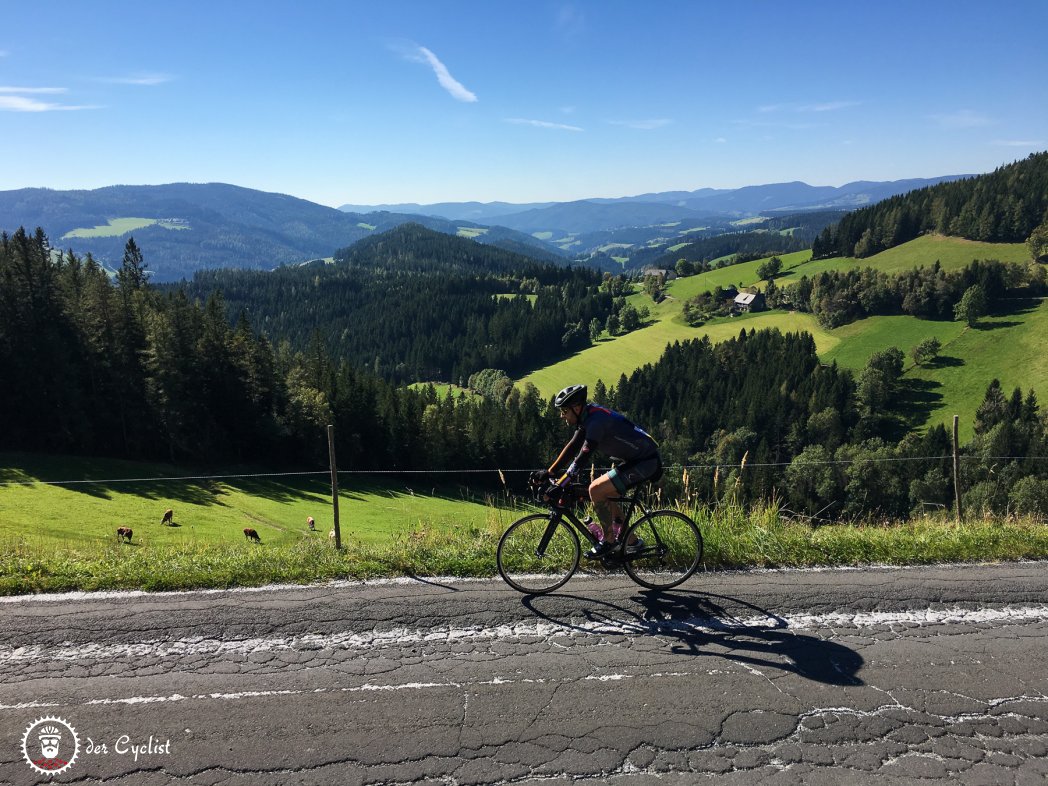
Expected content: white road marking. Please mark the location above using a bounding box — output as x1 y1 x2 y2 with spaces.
1 605 1046 665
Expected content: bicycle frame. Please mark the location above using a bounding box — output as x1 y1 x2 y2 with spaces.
536 486 652 555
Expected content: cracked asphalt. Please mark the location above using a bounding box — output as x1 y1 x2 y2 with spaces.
2 563 1048 784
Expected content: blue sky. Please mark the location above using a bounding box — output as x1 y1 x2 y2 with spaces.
3 1 1046 207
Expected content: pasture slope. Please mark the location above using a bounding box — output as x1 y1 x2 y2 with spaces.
520 235 1039 439
0 452 510 551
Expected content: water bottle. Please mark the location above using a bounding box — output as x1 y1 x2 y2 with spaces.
582 515 603 542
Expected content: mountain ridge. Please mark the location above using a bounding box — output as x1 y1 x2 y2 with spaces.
0 183 563 281
339 175 972 229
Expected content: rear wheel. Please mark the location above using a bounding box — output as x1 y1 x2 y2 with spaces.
497 514 580 594
622 510 703 590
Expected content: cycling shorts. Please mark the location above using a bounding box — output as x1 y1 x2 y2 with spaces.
607 456 662 495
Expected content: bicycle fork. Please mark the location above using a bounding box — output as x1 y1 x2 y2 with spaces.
534 513 561 558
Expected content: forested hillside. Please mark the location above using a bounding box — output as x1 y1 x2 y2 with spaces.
812 152 1048 259
3 226 1046 519
645 228 813 270
184 224 617 383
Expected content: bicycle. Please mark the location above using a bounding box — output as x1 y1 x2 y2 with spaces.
496 476 703 594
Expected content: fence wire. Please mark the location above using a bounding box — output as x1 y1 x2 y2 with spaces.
2 455 1047 488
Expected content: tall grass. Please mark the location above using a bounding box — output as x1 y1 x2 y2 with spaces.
3 500 1046 595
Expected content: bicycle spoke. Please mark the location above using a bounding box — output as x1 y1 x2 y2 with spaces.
497 514 580 594
622 510 703 590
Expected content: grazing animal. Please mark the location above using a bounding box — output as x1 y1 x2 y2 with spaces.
116 527 133 543
243 528 261 542
161 509 174 526
307 516 315 531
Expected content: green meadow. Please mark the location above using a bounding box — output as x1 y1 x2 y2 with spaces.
519 235 1040 436
62 217 189 239
3 449 1048 593
0 452 513 552
908 297 1048 442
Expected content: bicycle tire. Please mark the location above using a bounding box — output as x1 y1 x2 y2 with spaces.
622 510 703 590
497 513 580 594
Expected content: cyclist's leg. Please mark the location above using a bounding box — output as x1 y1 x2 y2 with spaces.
600 457 662 545
589 473 624 542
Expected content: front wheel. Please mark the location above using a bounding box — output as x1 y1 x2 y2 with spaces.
497 514 580 594
622 510 703 590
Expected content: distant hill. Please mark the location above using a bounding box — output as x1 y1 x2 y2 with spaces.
0 173 981 282
336 200 556 221
0 184 564 281
341 176 971 229
183 223 612 383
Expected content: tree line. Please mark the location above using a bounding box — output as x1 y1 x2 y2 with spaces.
811 152 1048 259
776 258 1047 328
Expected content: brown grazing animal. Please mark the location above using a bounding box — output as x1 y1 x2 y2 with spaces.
243 528 261 542
116 527 133 543
161 509 174 525
307 516 315 531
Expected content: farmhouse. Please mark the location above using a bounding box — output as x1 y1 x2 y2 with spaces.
733 291 766 314
640 267 678 282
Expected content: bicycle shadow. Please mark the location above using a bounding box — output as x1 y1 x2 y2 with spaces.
521 590 864 686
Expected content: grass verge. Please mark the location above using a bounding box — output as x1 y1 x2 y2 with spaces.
3 502 1046 595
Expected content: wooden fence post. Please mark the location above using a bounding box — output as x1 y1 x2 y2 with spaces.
952 415 963 521
328 424 342 549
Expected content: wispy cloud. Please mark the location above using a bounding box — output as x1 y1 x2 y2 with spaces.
993 139 1045 147
505 117 583 132
608 118 672 130
735 118 816 131
0 86 66 94
929 109 993 128
555 4 586 41
0 86 97 112
101 72 174 86
401 44 477 102
759 100 859 114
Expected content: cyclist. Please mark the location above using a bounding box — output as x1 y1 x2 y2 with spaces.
535 384 662 558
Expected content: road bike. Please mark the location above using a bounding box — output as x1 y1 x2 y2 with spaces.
496 478 703 594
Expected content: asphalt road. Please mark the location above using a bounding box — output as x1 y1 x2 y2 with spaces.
2 563 1048 784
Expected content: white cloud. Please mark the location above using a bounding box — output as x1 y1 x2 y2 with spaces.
608 118 672 130
758 100 859 114
555 4 586 40
992 139 1044 147
714 137 727 144
0 87 95 111
505 117 583 131
929 109 993 128
102 73 174 86
410 46 477 103
801 100 860 112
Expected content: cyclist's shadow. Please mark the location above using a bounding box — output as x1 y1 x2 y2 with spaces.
522 590 864 687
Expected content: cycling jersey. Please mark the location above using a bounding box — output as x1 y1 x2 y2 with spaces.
561 404 659 479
